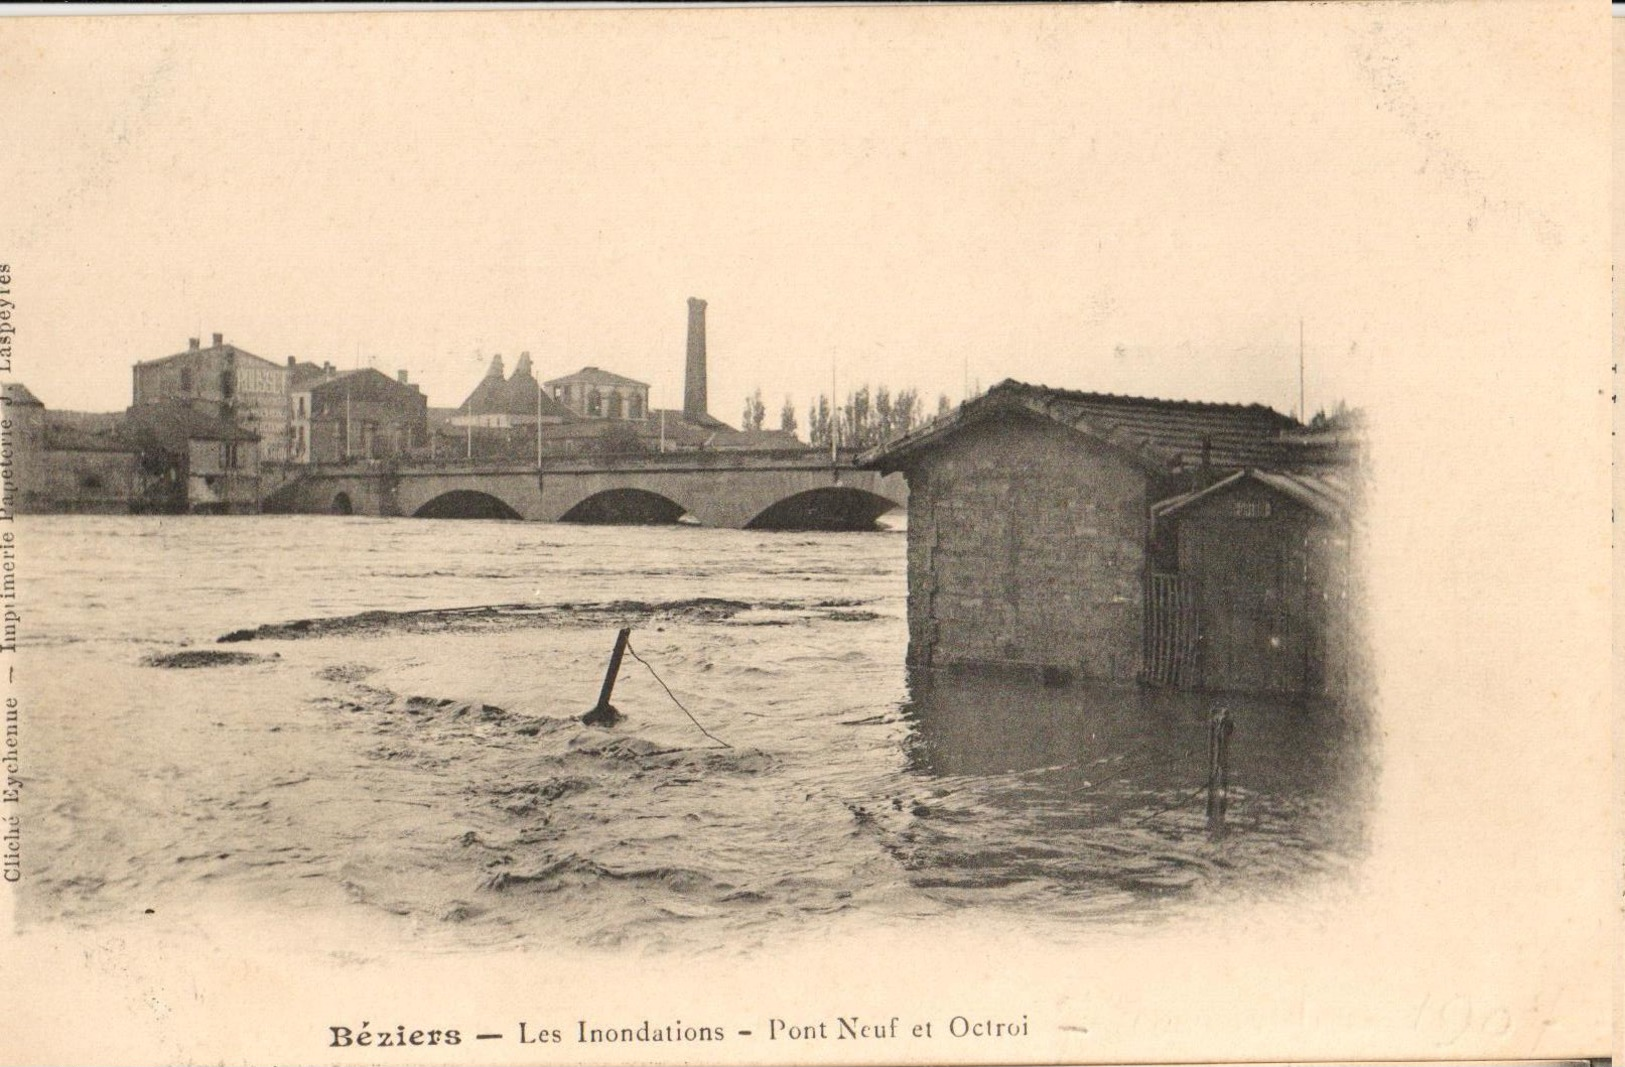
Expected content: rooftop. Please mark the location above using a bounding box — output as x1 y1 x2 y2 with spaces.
862 379 1317 475
125 400 259 450
136 336 282 371
2 382 43 408
543 366 650 390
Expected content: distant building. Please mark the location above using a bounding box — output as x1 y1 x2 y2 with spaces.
125 401 261 514
41 422 142 514
456 353 574 428
864 379 1357 695
291 367 429 464
543 365 651 421
434 299 799 460
2 383 142 514
132 334 291 463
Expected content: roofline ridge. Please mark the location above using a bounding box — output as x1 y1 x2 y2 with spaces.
993 378 1293 419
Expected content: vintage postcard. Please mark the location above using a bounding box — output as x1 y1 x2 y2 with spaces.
0 3 1613 1065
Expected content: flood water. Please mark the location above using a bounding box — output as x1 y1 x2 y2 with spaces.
18 515 1372 953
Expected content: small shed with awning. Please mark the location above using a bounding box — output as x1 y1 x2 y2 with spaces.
1149 469 1356 697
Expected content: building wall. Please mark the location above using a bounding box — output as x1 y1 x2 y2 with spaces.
37 449 141 513
4 400 46 514
902 416 1148 682
133 347 291 464
548 381 649 420
296 375 429 464
186 438 259 513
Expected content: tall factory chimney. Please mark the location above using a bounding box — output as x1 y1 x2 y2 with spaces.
684 297 708 419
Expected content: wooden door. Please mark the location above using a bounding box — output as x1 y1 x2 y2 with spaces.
1196 521 1308 695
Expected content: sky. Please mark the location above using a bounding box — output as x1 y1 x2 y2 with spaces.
1 4 1594 427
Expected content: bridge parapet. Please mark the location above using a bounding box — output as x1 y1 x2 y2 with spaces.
279 450 905 528
302 448 871 477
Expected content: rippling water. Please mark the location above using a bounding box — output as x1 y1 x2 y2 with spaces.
19 515 1372 953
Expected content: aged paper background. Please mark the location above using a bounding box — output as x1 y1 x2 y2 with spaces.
1 3 1613 1064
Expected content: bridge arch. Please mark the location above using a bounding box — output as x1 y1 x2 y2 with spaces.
559 488 691 526
745 486 902 532
331 491 354 516
413 490 523 520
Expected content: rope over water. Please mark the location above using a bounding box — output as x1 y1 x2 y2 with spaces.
625 640 733 749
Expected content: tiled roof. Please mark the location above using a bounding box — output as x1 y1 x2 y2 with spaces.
45 424 137 454
125 401 259 450
862 379 1312 475
304 367 425 404
649 407 730 432
463 372 574 419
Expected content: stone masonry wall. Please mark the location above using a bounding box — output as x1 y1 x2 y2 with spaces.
904 416 1147 682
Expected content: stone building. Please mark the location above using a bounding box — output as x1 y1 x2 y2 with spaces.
2 383 142 514
1 383 47 514
37 424 142 513
292 367 430 464
863 380 1346 690
543 365 651 421
124 401 261 514
132 334 291 463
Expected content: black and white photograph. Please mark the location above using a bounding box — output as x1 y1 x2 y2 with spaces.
1 4 1613 1065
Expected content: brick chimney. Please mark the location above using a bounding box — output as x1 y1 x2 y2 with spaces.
188 337 200 350
212 332 223 347
684 297 708 419
397 370 409 384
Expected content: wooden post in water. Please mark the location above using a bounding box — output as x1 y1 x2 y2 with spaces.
1206 705 1234 836
582 627 632 726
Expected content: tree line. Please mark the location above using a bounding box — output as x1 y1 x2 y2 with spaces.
742 385 962 449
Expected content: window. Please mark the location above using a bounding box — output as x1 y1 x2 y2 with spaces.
587 389 603 417
607 392 623 419
297 397 306 417
180 368 193 392
628 394 643 420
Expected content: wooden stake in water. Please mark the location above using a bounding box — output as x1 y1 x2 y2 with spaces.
582 627 631 727
1206 706 1234 836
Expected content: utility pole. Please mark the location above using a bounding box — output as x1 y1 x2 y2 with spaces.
830 354 839 465
536 381 544 469
1298 317 1306 423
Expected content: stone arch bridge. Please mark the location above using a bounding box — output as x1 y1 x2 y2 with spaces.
265 450 907 530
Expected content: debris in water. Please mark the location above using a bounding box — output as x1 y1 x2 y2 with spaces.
144 650 277 669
